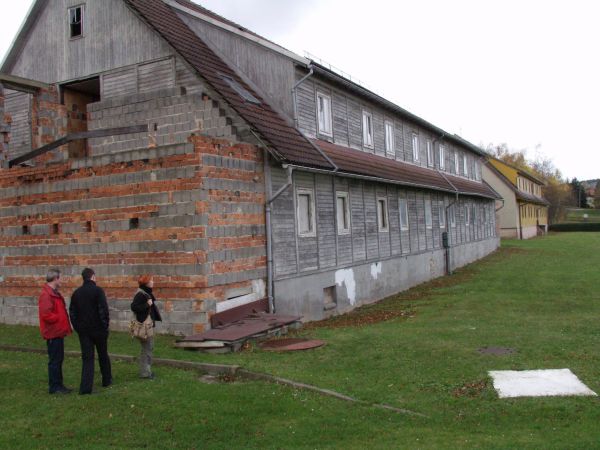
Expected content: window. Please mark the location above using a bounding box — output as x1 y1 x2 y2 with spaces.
377 198 389 232
463 154 469 177
475 161 481 180
297 188 316 236
317 92 332 136
450 205 456 227
465 205 471 226
439 202 446 228
426 140 433 167
399 198 409 230
439 145 446 170
336 192 350 234
412 134 419 162
385 121 394 156
129 218 139 230
69 5 84 39
425 199 432 229
454 151 460 175
362 111 373 148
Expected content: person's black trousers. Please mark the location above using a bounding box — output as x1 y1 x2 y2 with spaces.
77 330 112 394
46 337 65 393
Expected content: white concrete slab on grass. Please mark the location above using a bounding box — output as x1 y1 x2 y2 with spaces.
489 369 597 398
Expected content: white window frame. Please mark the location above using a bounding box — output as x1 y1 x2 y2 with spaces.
439 202 446 228
384 120 394 156
454 151 460 175
450 205 456 228
377 197 389 232
439 145 446 170
426 140 433 167
68 5 85 39
399 198 409 231
362 110 374 148
336 191 351 235
296 187 316 237
465 205 471 226
412 134 419 162
463 154 469 177
425 198 432 229
316 92 333 137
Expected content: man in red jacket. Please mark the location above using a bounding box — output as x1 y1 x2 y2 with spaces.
38 268 73 394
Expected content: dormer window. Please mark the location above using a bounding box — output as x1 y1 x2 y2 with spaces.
69 5 84 39
316 92 332 136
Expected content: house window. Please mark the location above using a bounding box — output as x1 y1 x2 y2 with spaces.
439 145 446 170
316 92 332 136
399 198 409 230
475 161 481 180
439 202 446 228
336 191 350 234
454 151 460 175
69 5 84 39
465 205 471 226
297 188 316 237
384 121 394 156
377 198 389 232
426 140 433 167
450 205 456 228
412 134 419 162
463 154 469 177
362 111 373 148
425 199 432 229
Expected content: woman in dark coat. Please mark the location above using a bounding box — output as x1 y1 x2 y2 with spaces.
131 275 162 379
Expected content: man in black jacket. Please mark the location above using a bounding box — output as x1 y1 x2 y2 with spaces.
69 268 112 394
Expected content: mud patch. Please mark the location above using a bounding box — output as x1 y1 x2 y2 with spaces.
453 379 489 398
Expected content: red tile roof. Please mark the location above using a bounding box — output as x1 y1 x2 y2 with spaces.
124 0 499 199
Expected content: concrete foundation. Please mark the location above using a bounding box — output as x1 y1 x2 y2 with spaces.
273 237 500 321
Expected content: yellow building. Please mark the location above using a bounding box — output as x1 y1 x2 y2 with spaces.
482 158 549 239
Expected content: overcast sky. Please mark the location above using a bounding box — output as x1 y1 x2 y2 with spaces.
2 0 599 180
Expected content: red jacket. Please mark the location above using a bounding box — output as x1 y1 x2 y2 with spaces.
38 284 72 340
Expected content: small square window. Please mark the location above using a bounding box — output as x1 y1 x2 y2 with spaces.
129 218 140 230
317 92 332 136
336 191 350 234
399 198 409 231
384 121 394 156
377 197 389 232
362 111 373 148
412 134 419 162
69 6 84 39
297 188 316 237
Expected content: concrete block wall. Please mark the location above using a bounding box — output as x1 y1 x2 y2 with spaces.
0 134 266 336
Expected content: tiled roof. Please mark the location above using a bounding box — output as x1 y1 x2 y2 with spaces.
124 0 499 199
124 0 333 169
314 139 501 199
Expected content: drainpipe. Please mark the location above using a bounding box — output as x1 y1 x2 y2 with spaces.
292 67 314 129
264 159 294 314
518 203 523 240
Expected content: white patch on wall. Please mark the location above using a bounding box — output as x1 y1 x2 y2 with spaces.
335 268 356 306
489 369 597 398
370 262 382 280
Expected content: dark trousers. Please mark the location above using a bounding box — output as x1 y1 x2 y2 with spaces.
46 337 64 393
77 330 112 394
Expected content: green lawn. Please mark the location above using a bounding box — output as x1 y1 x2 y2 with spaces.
564 208 600 223
2 233 600 449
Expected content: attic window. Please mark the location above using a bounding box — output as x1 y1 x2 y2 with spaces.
69 5 84 39
220 74 261 105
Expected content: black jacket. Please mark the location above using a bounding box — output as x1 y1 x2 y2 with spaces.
69 280 110 334
131 286 162 325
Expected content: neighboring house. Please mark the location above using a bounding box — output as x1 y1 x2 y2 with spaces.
0 0 501 333
483 158 549 239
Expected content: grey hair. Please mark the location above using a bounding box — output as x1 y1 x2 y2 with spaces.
46 268 61 283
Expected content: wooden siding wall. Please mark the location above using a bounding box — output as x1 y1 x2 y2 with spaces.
3 91 32 161
7 0 173 84
176 10 297 118
296 70 483 181
271 167 496 279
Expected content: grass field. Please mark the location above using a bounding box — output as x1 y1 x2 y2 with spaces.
564 208 600 223
2 233 600 449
